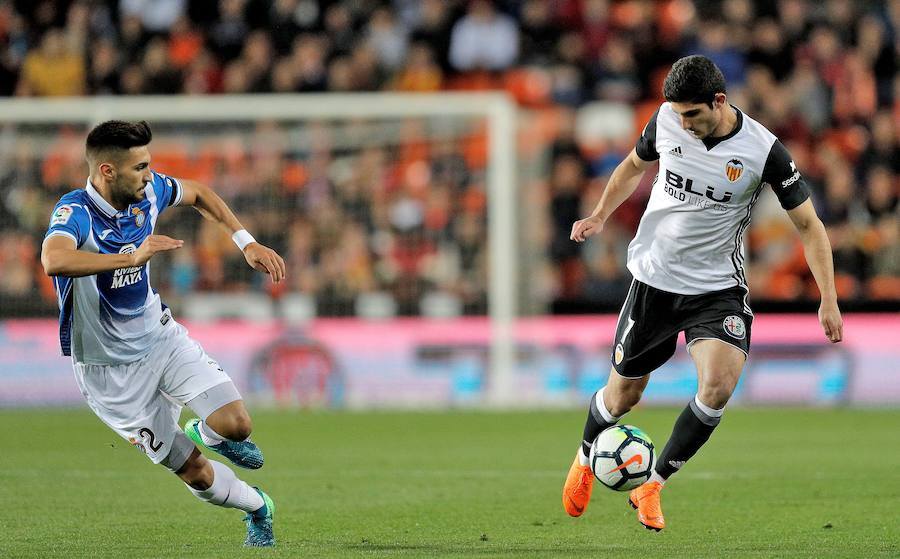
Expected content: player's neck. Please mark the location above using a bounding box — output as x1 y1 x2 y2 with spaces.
88 176 128 211
710 105 737 138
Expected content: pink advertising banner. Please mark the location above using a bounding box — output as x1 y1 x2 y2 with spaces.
0 314 897 407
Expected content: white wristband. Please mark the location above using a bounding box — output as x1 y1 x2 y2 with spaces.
232 229 256 251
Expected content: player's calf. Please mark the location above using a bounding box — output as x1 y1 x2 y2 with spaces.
178 453 275 546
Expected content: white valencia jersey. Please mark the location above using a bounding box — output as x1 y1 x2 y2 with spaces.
627 103 810 299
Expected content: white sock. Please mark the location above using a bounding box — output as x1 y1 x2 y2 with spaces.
694 395 725 418
595 387 621 424
577 446 590 467
199 420 226 446
187 460 265 513
649 470 667 485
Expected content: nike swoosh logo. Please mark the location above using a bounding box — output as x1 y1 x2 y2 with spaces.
564 494 584 513
604 454 643 475
98 229 113 240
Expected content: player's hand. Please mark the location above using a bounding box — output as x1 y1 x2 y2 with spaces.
570 216 605 243
243 243 286 283
818 299 843 343
131 235 183 267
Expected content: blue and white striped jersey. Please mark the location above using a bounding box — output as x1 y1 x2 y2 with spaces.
44 171 183 364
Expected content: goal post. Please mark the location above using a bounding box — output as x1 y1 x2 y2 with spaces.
0 92 518 406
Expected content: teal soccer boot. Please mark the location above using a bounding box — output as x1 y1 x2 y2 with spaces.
184 418 264 470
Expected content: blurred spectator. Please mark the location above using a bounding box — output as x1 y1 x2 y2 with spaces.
141 38 182 94
856 14 896 106
746 18 794 81
578 0 612 60
16 28 85 96
291 34 327 91
322 2 355 56
592 36 641 103
408 0 455 72
689 19 747 87
393 43 442 92
268 0 314 56
449 0 519 71
120 0 186 34
858 111 900 175
519 0 561 65
209 0 249 62
87 38 121 94
549 154 588 297
366 6 407 70
168 16 204 70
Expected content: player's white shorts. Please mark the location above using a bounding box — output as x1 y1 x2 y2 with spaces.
72 316 238 469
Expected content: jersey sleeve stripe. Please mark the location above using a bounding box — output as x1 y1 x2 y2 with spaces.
45 230 79 244
170 177 183 207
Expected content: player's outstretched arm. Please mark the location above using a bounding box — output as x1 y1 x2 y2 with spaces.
41 234 183 277
177 179 286 283
786 199 843 343
570 149 653 243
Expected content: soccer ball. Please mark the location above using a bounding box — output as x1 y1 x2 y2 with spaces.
589 425 655 491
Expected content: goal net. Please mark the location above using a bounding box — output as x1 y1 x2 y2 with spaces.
0 93 520 405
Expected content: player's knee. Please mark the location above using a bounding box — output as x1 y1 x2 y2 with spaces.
607 390 641 417
698 383 734 410
221 412 253 441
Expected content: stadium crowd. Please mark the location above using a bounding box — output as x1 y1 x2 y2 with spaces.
0 0 897 317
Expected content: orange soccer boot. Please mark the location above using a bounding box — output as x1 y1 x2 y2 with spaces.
628 480 665 531
562 454 594 517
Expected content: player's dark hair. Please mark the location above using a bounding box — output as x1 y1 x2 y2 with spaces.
85 120 152 159
663 55 726 107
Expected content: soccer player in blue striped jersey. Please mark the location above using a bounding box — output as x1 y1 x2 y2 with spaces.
41 120 284 547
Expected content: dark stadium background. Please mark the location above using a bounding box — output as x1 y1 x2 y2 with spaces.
0 0 897 319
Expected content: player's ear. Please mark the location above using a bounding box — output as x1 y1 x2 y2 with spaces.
99 161 116 179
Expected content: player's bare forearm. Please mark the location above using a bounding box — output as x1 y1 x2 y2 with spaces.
788 201 838 304
787 200 843 342
41 243 134 277
177 178 286 282
798 221 838 303
590 150 650 221
571 150 651 242
42 234 183 277
178 179 245 234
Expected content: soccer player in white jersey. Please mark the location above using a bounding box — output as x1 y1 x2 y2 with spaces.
41 121 287 547
561 55 844 531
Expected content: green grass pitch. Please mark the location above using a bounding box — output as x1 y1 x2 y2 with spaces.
2 407 898 558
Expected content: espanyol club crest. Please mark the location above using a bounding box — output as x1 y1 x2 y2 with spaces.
725 158 744 182
131 207 145 227
723 315 746 339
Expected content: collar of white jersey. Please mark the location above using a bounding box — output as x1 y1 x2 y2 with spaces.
85 177 121 218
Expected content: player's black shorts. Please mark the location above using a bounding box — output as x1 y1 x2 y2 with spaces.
611 279 753 378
